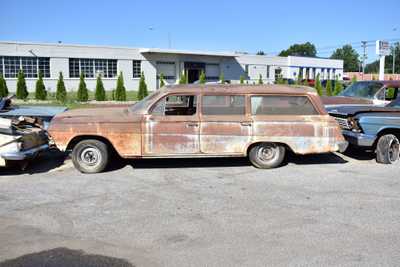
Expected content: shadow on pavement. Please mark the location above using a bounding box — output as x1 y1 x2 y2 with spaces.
0 149 68 176
343 145 376 161
107 152 348 171
0 247 134 267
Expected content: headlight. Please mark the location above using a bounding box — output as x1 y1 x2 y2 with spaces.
348 118 362 132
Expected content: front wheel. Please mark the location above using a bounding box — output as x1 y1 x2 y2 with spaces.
72 139 109 173
376 134 400 164
249 143 286 169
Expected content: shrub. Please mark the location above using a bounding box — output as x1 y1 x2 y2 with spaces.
35 71 47 100
0 74 8 98
16 70 28 100
199 70 206 84
351 75 357 84
77 72 89 102
137 72 148 100
240 75 245 84
159 73 165 88
219 72 225 84
115 71 127 101
325 79 333 96
95 75 106 101
258 74 263 84
56 72 67 103
314 73 323 96
179 71 187 84
333 76 343 95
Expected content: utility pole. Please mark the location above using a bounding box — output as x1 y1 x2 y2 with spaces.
361 41 368 76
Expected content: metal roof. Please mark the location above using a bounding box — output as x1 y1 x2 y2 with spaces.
139 48 236 57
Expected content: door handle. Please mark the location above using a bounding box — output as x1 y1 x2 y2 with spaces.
240 122 252 126
187 122 199 127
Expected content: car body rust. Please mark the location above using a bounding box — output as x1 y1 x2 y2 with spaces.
48 84 347 158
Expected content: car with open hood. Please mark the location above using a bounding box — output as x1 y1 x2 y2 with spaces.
48 84 347 173
322 80 400 107
327 98 400 164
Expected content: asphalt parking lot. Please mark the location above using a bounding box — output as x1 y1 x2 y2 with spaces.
0 150 399 267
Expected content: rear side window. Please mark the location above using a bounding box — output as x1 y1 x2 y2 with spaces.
202 95 245 115
251 95 318 115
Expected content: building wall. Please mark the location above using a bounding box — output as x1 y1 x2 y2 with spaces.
0 41 344 93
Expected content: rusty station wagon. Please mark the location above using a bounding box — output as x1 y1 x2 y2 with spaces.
48 84 347 173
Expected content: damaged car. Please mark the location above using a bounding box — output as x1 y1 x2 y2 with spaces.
0 116 49 168
327 97 400 164
48 84 347 173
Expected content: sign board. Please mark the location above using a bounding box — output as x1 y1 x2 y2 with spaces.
376 40 390 56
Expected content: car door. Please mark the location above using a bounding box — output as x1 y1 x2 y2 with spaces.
200 94 251 155
143 94 200 156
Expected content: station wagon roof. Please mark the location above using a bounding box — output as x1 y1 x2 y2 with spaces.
162 84 317 95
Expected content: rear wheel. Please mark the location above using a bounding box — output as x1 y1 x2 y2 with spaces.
72 139 109 173
249 143 286 169
376 134 400 164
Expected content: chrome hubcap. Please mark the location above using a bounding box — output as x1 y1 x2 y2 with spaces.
80 147 101 166
258 145 276 161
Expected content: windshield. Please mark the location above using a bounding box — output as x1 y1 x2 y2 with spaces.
129 90 163 113
338 81 383 99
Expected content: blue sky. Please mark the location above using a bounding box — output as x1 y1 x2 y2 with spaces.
1 0 399 62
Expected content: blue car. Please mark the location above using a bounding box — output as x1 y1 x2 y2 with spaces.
327 98 400 164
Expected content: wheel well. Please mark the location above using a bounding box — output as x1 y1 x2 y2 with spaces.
67 135 116 154
246 142 292 156
374 128 400 148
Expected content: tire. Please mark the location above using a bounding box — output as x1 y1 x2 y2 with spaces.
72 139 109 173
376 134 400 164
249 143 286 169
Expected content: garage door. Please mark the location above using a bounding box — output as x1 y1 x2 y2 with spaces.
205 64 220 80
157 62 176 80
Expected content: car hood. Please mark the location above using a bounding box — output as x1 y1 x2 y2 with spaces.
326 105 400 117
52 106 138 124
0 105 67 120
321 96 373 106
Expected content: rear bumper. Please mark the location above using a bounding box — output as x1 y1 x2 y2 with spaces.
0 144 49 161
342 130 376 148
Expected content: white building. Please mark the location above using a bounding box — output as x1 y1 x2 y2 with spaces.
0 41 343 92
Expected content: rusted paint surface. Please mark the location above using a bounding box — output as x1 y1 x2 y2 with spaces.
48 84 346 158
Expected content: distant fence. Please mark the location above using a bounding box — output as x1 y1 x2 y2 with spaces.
345 72 400 80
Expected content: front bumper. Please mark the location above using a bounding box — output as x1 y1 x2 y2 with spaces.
342 130 376 148
0 144 49 161
337 140 349 153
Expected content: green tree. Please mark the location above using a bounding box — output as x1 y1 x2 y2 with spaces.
325 79 333 96
279 42 317 57
258 74 263 84
159 73 165 88
0 74 8 98
35 71 47 100
351 75 357 84
179 71 187 84
333 76 343 95
77 72 89 102
219 72 225 84
240 75 245 84
95 74 106 101
256 51 265 55
115 71 127 101
56 72 67 103
330 45 360 72
137 72 148 100
16 70 28 100
314 73 323 96
199 70 206 84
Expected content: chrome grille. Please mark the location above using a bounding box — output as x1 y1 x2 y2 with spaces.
334 117 351 130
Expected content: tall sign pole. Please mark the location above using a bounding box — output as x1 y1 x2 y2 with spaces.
376 40 390 80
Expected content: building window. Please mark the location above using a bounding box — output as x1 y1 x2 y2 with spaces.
69 58 117 78
133 60 141 78
1 56 50 78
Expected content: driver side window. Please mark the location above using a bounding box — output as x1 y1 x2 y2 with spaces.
151 95 197 116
